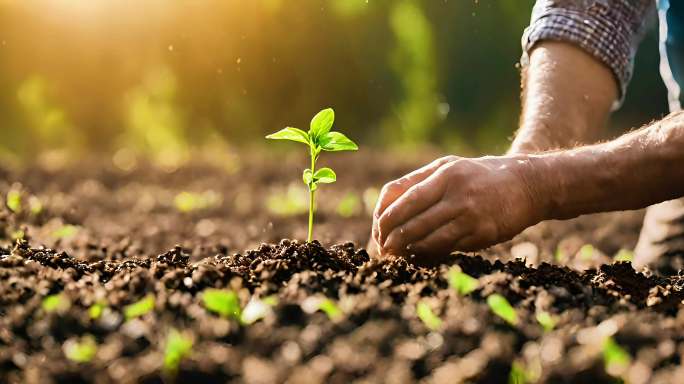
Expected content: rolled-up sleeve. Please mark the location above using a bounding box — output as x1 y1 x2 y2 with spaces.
521 0 655 107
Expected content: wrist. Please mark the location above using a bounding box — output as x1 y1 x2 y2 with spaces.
511 154 558 223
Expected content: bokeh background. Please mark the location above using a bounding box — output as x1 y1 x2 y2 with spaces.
0 0 670 167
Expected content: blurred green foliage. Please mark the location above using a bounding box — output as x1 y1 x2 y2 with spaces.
0 0 668 163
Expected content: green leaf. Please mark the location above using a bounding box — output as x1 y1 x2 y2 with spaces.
89 300 107 320
603 337 631 375
487 294 518 326
535 311 557 332
579 244 594 261
320 131 358 152
318 298 343 320
303 168 313 185
202 289 241 319
6 190 21 213
416 301 442 331
508 361 529 384
52 224 79 239
42 293 70 313
164 328 193 373
614 249 634 262
240 296 276 325
265 127 310 145
64 335 97 363
313 167 336 184
124 294 155 321
447 267 479 296
309 108 335 141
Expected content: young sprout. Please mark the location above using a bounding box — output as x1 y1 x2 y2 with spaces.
554 247 566 263
6 190 21 213
614 249 634 262
28 195 43 215
508 361 529 384
42 293 71 313
64 335 97 363
164 329 193 374
416 300 442 331
447 266 479 296
202 289 241 319
88 300 108 320
535 311 557 332
240 296 278 325
266 107 358 242
124 294 155 321
579 244 595 261
301 296 343 321
52 224 79 239
487 294 518 326
603 337 631 377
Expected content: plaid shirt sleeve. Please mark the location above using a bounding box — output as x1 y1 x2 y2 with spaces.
521 0 655 107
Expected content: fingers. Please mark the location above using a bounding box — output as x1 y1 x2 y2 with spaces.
382 200 455 254
373 156 457 221
408 217 474 257
376 168 449 245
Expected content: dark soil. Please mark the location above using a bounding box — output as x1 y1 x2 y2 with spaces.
1 151 683 384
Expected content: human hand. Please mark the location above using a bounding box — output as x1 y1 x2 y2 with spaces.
372 155 547 261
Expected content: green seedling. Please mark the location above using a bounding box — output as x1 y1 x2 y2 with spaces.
124 294 155 321
6 190 21 213
318 298 343 320
42 293 70 313
202 289 241 319
52 224 79 239
579 244 595 261
64 335 97 363
174 191 220 213
164 328 193 374
416 301 442 331
554 247 566 263
28 196 43 215
240 296 278 325
603 337 631 376
614 249 634 262
88 300 107 320
266 107 358 242
535 311 557 332
10 229 25 240
487 294 518 326
336 192 361 218
447 266 479 296
508 361 529 384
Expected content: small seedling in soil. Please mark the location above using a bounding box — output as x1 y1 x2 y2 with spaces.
508 361 531 384
124 294 155 321
63 335 97 363
447 266 479 296
6 190 21 213
302 296 343 321
28 195 43 215
42 293 70 313
266 107 358 242
416 301 442 331
487 294 518 326
614 248 634 262
88 300 107 320
52 224 79 239
202 289 241 319
164 329 193 374
174 191 220 213
603 337 631 377
579 244 595 261
535 311 557 332
240 296 277 325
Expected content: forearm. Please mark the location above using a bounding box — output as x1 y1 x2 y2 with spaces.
510 42 618 154
531 112 684 220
